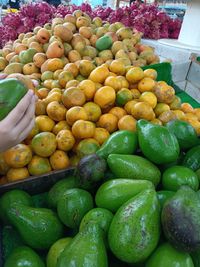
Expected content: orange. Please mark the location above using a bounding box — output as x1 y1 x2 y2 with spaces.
47 58 64 72
169 95 182 110
51 80 62 89
46 101 67 121
70 154 81 167
53 69 63 80
97 113 118 133
116 88 133 106
6 167 29 182
109 107 127 120
79 60 96 77
28 155 52 176
117 76 129 89
131 102 155 121
62 87 86 108
150 118 162 125
104 76 121 92
89 65 109 83
126 67 144 83
66 80 80 88
83 102 102 122
4 144 32 168
143 68 157 80
93 127 110 145
138 77 156 92
52 121 70 135
37 88 50 99
0 153 10 175
66 106 88 126
95 82 103 90
154 103 170 117
124 100 139 114
94 86 116 109
58 70 74 88
72 120 95 139
118 115 137 131
35 115 55 132
139 92 157 108
44 92 62 105
78 79 96 100
56 129 75 151
76 138 100 158
25 123 40 141
194 108 200 121
184 113 198 121
173 110 185 120
109 60 126 75
43 79 53 89
49 150 70 170
35 100 47 116
158 110 177 124
181 102 194 113
64 63 79 77
130 89 141 99
0 176 8 185
31 132 57 157
154 84 175 104
48 88 62 95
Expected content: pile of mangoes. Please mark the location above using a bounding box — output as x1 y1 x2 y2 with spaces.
0 10 200 184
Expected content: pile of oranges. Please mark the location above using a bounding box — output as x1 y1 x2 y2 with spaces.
0 11 199 184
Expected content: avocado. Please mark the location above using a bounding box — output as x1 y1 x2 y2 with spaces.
0 189 33 224
146 242 194 267
47 176 78 208
96 130 138 159
57 223 108 267
57 188 93 229
107 154 161 187
182 145 200 171
76 153 107 190
96 35 113 51
95 179 154 212
162 186 200 252
108 189 160 264
137 119 180 164
4 246 45 267
0 78 28 121
166 119 200 150
0 189 64 250
162 165 199 191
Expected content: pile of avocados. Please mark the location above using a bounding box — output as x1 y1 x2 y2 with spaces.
1 118 200 267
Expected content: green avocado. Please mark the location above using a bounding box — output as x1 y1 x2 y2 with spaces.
107 154 161 187
96 35 113 51
137 119 180 164
0 189 64 250
162 165 199 191
95 179 154 212
165 119 200 150
4 246 45 267
157 190 175 209
57 223 108 267
108 189 160 264
57 188 94 229
145 242 194 267
96 130 138 159
0 78 28 121
181 145 200 171
162 186 200 252
47 176 78 208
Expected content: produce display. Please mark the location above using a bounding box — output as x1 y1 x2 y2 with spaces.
0 2 182 48
1 126 200 266
0 10 200 185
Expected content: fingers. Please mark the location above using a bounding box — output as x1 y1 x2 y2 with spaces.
2 90 34 128
18 117 35 143
12 95 36 137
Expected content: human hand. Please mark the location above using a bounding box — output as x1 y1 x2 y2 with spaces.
0 90 37 152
